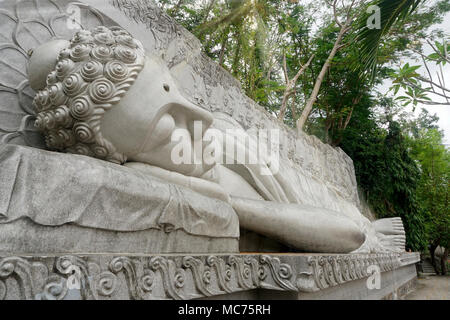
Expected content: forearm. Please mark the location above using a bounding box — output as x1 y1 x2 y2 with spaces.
231 196 366 253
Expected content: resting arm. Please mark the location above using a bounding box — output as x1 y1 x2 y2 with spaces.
231 196 366 253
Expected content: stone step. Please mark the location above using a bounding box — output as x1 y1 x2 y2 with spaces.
420 260 437 275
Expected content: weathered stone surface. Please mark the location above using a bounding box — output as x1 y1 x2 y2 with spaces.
0 219 238 255
0 143 239 254
0 252 419 300
296 264 418 300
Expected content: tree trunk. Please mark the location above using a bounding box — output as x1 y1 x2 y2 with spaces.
290 93 297 120
218 33 228 67
279 91 294 121
430 243 439 273
171 0 185 16
441 247 448 275
232 26 242 76
278 55 314 121
296 25 348 132
324 115 332 144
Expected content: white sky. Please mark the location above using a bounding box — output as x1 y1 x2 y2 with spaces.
376 9 450 145
410 12 449 145
301 1 450 145
185 1 450 143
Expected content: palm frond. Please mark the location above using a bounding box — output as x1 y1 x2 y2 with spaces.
355 0 423 82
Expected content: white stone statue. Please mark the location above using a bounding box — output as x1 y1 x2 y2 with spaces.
27 26 406 254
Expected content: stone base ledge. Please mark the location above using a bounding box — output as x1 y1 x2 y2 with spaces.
0 252 420 300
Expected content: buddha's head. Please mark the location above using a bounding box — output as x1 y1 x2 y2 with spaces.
29 26 214 177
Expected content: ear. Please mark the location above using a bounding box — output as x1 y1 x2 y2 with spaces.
28 39 70 91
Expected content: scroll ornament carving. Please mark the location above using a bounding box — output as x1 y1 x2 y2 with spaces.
302 253 403 292
0 253 414 300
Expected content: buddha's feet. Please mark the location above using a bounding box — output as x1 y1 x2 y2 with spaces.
377 234 406 252
372 217 405 235
372 218 406 252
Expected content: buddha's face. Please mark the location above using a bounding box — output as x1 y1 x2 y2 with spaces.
100 55 214 177
29 28 214 176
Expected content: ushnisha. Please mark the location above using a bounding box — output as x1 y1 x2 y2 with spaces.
31 26 146 164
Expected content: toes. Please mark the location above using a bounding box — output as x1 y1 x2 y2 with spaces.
379 234 406 251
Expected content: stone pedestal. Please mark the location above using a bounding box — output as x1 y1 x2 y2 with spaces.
0 252 419 300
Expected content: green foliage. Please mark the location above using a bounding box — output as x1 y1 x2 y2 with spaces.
390 36 450 107
400 108 441 139
428 40 450 65
341 104 448 252
409 128 450 249
160 0 449 252
340 104 427 251
354 0 423 81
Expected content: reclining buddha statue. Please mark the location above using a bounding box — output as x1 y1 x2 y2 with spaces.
5 26 405 254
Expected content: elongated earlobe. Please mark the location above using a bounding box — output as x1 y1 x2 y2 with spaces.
28 40 70 91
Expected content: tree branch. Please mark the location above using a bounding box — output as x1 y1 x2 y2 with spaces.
278 54 315 121
292 54 315 83
415 99 450 106
427 39 450 64
283 53 289 85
